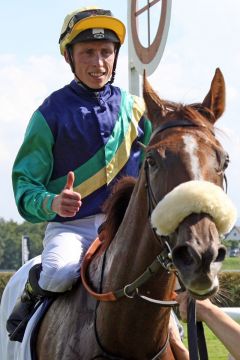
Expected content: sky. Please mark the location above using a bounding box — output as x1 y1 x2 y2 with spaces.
0 0 239 224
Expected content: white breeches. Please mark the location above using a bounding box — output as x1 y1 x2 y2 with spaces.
38 214 105 293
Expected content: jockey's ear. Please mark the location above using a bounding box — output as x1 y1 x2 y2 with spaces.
202 68 225 122
142 70 167 129
64 49 70 64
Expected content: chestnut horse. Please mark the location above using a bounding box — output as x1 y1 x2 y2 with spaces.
2 69 236 360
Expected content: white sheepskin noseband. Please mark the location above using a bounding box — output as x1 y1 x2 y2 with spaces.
151 180 237 236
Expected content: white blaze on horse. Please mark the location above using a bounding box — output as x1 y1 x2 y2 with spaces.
0 68 237 360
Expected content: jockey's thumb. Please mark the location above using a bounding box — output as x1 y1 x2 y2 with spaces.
64 171 75 191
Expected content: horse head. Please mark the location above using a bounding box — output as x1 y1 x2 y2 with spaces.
143 68 237 300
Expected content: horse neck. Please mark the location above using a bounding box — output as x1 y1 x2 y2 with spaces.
93 174 176 357
103 174 157 283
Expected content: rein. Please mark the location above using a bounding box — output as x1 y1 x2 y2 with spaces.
81 236 177 305
187 300 208 360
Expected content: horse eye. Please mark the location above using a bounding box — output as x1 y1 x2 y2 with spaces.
222 153 230 170
146 155 156 167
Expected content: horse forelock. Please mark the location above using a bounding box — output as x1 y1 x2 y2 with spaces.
162 101 215 130
148 102 219 153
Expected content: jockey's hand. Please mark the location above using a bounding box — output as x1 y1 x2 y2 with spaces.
52 171 82 217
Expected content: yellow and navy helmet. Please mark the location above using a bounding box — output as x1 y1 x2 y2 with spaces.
59 7 126 55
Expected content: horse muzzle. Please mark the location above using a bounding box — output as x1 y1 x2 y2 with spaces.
172 239 226 299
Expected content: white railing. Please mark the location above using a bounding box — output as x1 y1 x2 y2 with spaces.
223 308 240 322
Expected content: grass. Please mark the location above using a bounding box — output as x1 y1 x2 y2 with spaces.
222 256 240 271
182 323 229 359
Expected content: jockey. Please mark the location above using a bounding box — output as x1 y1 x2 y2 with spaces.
7 7 151 341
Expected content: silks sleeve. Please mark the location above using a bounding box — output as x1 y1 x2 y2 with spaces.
12 110 57 223
142 117 152 145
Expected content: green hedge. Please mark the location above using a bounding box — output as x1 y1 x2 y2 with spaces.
219 271 240 307
0 271 240 306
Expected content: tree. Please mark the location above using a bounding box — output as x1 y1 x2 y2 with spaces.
0 218 46 270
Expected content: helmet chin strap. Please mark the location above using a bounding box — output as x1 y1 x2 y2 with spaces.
109 45 119 84
66 44 120 90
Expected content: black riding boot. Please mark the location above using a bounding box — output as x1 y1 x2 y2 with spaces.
6 263 55 342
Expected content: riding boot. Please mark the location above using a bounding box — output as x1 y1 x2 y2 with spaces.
6 263 56 342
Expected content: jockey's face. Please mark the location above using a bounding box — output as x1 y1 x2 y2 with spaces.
68 40 116 89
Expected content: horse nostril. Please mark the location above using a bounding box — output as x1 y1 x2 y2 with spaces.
172 245 198 268
215 246 226 262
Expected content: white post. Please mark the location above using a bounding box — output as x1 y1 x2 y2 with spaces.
22 235 30 265
129 61 140 96
128 1 140 96
223 308 240 322
127 0 172 95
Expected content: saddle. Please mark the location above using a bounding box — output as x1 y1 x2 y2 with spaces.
30 297 55 360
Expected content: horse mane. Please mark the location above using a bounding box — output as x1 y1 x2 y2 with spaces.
101 176 137 244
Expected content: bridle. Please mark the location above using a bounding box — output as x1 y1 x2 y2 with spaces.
82 118 227 359
143 117 228 274
143 119 212 360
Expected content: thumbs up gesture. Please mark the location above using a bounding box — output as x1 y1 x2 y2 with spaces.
64 171 75 191
51 171 82 217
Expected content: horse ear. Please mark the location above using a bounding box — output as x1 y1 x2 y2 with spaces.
143 70 166 127
202 68 225 122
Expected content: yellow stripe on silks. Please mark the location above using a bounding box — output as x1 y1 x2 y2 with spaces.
74 96 145 199
105 96 145 184
74 166 106 199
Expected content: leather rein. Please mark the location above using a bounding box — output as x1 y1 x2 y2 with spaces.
81 119 219 359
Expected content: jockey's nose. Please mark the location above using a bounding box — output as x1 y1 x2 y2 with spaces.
91 51 104 66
